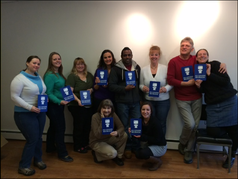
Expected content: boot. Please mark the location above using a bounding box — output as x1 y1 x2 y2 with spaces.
147 156 162 171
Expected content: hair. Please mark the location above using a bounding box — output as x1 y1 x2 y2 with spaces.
97 49 116 69
43 52 66 80
24 55 41 71
140 101 154 117
121 47 132 57
195 48 209 57
97 99 115 116
149 45 161 56
70 57 88 76
180 37 194 47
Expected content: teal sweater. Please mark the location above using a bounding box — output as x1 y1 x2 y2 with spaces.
44 72 65 105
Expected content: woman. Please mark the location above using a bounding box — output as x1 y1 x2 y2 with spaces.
10 56 47 176
140 46 173 136
66 57 94 153
92 49 116 113
195 49 238 168
43 52 73 162
129 101 167 171
89 99 127 166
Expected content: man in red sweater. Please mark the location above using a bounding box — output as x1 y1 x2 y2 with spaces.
167 37 202 164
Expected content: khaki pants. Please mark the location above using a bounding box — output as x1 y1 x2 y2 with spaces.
92 132 127 162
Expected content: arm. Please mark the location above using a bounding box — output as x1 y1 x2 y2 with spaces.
139 67 149 93
108 68 127 94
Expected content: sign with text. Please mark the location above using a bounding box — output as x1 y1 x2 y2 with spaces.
102 117 114 135
181 66 194 81
97 70 108 85
38 95 48 112
149 81 160 97
130 118 142 135
80 90 91 105
60 86 75 102
125 71 136 86
194 64 206 81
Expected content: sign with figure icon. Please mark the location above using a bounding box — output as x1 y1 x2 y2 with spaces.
181 66 194 81
130 118 142 135
80 90 91 105
38 95 48 112
60 85 75 102
102 117 113 135
149 81 160 97
125 71 136 86
97 70 108 85
194 64 206 81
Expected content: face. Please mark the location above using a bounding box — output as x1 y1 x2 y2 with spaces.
121 50 132 66
103 52 113 66
101 106 112 117
52 54 62 69
149 50 160 65
196 50 209 64
180 41 194 56
141 104 151 119
76 61 85 73
26 58 41 73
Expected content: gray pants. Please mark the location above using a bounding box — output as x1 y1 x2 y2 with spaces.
92 132 127 162
176 98 202 152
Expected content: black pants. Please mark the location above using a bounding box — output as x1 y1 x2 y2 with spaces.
207 125 238 156
68 105 92 151
135 147 153 160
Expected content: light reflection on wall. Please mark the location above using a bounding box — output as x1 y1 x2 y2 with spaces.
175 1 220 39
127 13 152 44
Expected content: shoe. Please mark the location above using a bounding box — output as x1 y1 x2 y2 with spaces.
222 157 235 168
92 150 103 163
34 161 47 170
124 150 132 159
112 157 124 166
74 147 88 153
18 167 35 176
184 151 193 164
178 143 185 155
59 155 73 162
147 156 162 171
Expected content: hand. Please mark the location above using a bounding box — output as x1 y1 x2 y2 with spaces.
100 109 105 118
133 135 141 138
110 131 118 136
77 99 83 106
128 127 131 133
125 85 135 90
206 64 211 76
159 86 167 93
87 88 93 94
95 77 100 84
219 63 227 74
60 100 69 105
31 106 40 113
142 86 149 93
195 80 202 88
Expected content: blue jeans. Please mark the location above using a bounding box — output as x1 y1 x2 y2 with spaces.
46 102 68 158
147 99 170 136
14 112 46 168
116 102 141 151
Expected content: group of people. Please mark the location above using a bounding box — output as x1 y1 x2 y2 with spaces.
10 37 237 176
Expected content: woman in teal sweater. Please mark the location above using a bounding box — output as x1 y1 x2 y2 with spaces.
44 52 73 162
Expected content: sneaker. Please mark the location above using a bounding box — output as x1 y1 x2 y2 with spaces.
34 161 47 170
184 151 193 164
91 150 103 163
124 150 132 159
74 147 88 153
59 155 73 162
18 167 35 176
178 143 185 155
112 157 124 166
222 157 235 168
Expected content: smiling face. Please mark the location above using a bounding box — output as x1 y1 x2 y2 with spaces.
101 106 112 117
103 52 113 66
141 104 151 120
51 54 62 69
149 50 160 65
180 41 194 56
26 58 41 73
75 61 85 73
196 49 209 64
121 50 133 66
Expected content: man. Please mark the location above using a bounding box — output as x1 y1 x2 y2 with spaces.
108 47 141 159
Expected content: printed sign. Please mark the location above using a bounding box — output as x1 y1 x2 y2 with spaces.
125 71 136 86
194 64 206 81
181 66 194 81
149 81 160 97
130 118 142 135
38 95 48 112
80 90 91 105
97 70 108 85
60 86 75 102
102 117 114 135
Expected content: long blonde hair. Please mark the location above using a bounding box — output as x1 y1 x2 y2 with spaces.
70 57 88 76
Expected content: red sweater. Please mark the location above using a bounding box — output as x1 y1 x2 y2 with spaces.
167 55 201 101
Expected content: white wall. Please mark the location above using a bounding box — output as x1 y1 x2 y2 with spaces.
1 1 237 149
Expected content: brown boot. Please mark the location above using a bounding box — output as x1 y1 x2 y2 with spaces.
147 156 162 171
